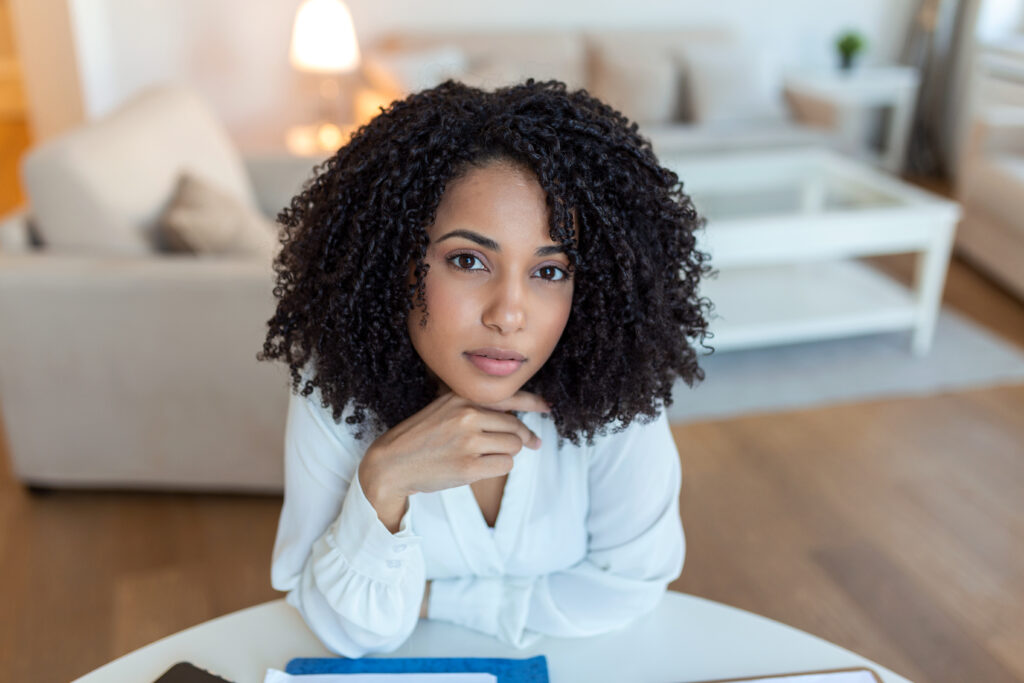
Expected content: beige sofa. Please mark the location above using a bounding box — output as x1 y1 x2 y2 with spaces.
353 28 835 158
954 105 1024 301
0 84 316 492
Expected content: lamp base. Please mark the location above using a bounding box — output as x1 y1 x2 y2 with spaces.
285 121 359 156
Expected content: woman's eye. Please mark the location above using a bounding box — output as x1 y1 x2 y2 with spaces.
449 253 484 271
538 265 569 282
447 252 570 283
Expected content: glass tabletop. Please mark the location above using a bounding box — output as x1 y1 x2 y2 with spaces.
689 178 903 221
662 149 922 222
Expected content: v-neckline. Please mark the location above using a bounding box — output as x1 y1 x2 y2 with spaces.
471 474 507 530
438 410 541 573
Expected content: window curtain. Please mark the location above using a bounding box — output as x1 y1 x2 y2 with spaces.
902 0 973 176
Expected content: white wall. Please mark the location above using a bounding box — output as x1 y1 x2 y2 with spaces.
55 0 915 147
69 0 304 141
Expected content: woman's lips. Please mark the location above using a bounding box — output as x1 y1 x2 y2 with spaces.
464 352 524 377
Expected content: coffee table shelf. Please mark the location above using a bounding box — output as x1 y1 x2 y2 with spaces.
699 259 918 352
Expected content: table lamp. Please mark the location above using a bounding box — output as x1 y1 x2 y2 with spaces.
289 0 360 152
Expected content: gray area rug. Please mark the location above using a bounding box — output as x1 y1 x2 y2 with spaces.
666 306 1024 425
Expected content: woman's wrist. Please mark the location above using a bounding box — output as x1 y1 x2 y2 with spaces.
359 449 409 534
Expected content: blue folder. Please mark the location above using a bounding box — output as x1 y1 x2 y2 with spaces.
285 655 549 683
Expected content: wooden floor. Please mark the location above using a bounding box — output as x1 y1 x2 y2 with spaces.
0 138 1022 681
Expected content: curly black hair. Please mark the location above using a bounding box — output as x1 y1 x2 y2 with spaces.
257 77 716 449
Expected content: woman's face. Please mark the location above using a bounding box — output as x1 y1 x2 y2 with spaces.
406 160 576 405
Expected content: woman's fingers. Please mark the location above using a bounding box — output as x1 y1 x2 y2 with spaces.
474 453 516 479
471 409 541 450
475 430 534 457
472 391 550 448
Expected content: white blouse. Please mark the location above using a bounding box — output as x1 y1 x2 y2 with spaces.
270 382 685 658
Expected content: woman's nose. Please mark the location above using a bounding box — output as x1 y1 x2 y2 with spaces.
482 275 526 332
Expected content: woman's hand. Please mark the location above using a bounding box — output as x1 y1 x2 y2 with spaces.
360 390 550 500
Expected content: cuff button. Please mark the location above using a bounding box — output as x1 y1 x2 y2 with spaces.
393 543 407 552
386 559 402 569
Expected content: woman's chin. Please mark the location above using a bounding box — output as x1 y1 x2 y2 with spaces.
447 383 522 408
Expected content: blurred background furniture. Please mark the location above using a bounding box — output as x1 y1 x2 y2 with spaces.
783 65 921 173
351 28 839 160
663 148 959 356
954 103 1024 303
0 83 315 491
952 39 1024 304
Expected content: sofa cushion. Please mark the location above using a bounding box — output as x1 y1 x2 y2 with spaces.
20 83 258 255
157 172 278 258
588 43 679 124
679 44 787 125
585 28 735 122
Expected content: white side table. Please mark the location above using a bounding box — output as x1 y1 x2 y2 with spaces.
72 592 913 683
784 66 921 173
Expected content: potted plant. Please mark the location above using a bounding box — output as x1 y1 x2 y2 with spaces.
835 30 866 71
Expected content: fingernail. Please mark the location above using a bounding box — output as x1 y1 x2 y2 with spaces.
531 433 542 449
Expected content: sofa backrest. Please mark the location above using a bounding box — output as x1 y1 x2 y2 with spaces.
367 31 589 95
20 82 258 255
359 27 739 127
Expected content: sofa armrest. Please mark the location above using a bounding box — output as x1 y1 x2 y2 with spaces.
957 105 1024 198
972 105 1024 156
243 154 326 220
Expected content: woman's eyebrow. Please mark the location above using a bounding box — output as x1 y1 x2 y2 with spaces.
436 229 566 256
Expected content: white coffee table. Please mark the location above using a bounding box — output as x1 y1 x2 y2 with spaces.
662 148 960 357
73 591 913 683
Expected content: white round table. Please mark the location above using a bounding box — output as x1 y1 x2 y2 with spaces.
73 591 913 683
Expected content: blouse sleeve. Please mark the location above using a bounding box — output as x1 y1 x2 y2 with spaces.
270 387 426 658
426 408 684 648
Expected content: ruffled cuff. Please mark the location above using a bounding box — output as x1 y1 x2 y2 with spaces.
321 466 419 584
428 575 541 648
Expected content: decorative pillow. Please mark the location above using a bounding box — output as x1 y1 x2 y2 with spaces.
680 45 787 125
20 83 259 255
589 45 679 124
362 44 469 95
157 172 278 258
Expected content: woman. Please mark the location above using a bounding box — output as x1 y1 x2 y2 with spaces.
258 78 715 657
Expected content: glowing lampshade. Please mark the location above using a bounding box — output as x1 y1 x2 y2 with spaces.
289 0 361 74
